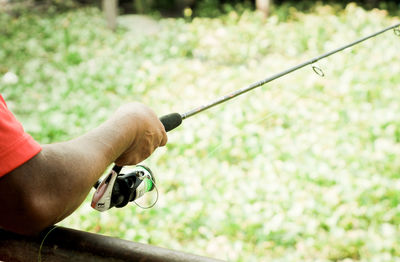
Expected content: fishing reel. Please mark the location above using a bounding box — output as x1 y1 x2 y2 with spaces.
91 165 156 212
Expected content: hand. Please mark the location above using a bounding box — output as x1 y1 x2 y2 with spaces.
113 102 167 165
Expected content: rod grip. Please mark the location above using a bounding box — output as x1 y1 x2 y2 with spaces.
160 113 182 132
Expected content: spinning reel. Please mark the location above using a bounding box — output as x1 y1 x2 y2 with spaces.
91 165 156 212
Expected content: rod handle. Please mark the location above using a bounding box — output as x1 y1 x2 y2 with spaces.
160 112 182 132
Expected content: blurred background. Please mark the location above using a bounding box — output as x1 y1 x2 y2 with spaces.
1 0 400 261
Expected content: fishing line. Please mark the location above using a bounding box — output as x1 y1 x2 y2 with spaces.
204 23 400 159
134 175 159 209
201 23 400 160
205 84 315 159
37 226 58 262
203 61 328 159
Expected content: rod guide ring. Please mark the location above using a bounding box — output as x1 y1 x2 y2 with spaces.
312 65 325 77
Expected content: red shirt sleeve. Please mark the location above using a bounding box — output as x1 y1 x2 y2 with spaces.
0 94 41 177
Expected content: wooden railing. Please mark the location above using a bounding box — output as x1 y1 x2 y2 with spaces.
0 227 224 262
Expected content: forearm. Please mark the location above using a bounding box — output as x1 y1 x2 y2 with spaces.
0 112 136 235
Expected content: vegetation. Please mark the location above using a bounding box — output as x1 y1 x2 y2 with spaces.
1 2 400 261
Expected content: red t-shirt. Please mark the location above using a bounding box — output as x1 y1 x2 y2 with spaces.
0 95 41 177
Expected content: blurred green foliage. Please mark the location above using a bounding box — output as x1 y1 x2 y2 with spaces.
125 0 400 17
4 0 400 17
1 2 400 261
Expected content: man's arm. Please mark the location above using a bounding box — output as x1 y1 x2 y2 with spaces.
0 103 167 235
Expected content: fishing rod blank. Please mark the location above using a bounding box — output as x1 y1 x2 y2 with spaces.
160 22 400 132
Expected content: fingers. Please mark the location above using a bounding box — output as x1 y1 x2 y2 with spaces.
114 103 169 166
114 144 152 166
158 123 168 147
116 131 166 166
160 135 168 147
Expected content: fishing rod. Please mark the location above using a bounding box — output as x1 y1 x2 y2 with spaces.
161 22 400 129
91 22 400 212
